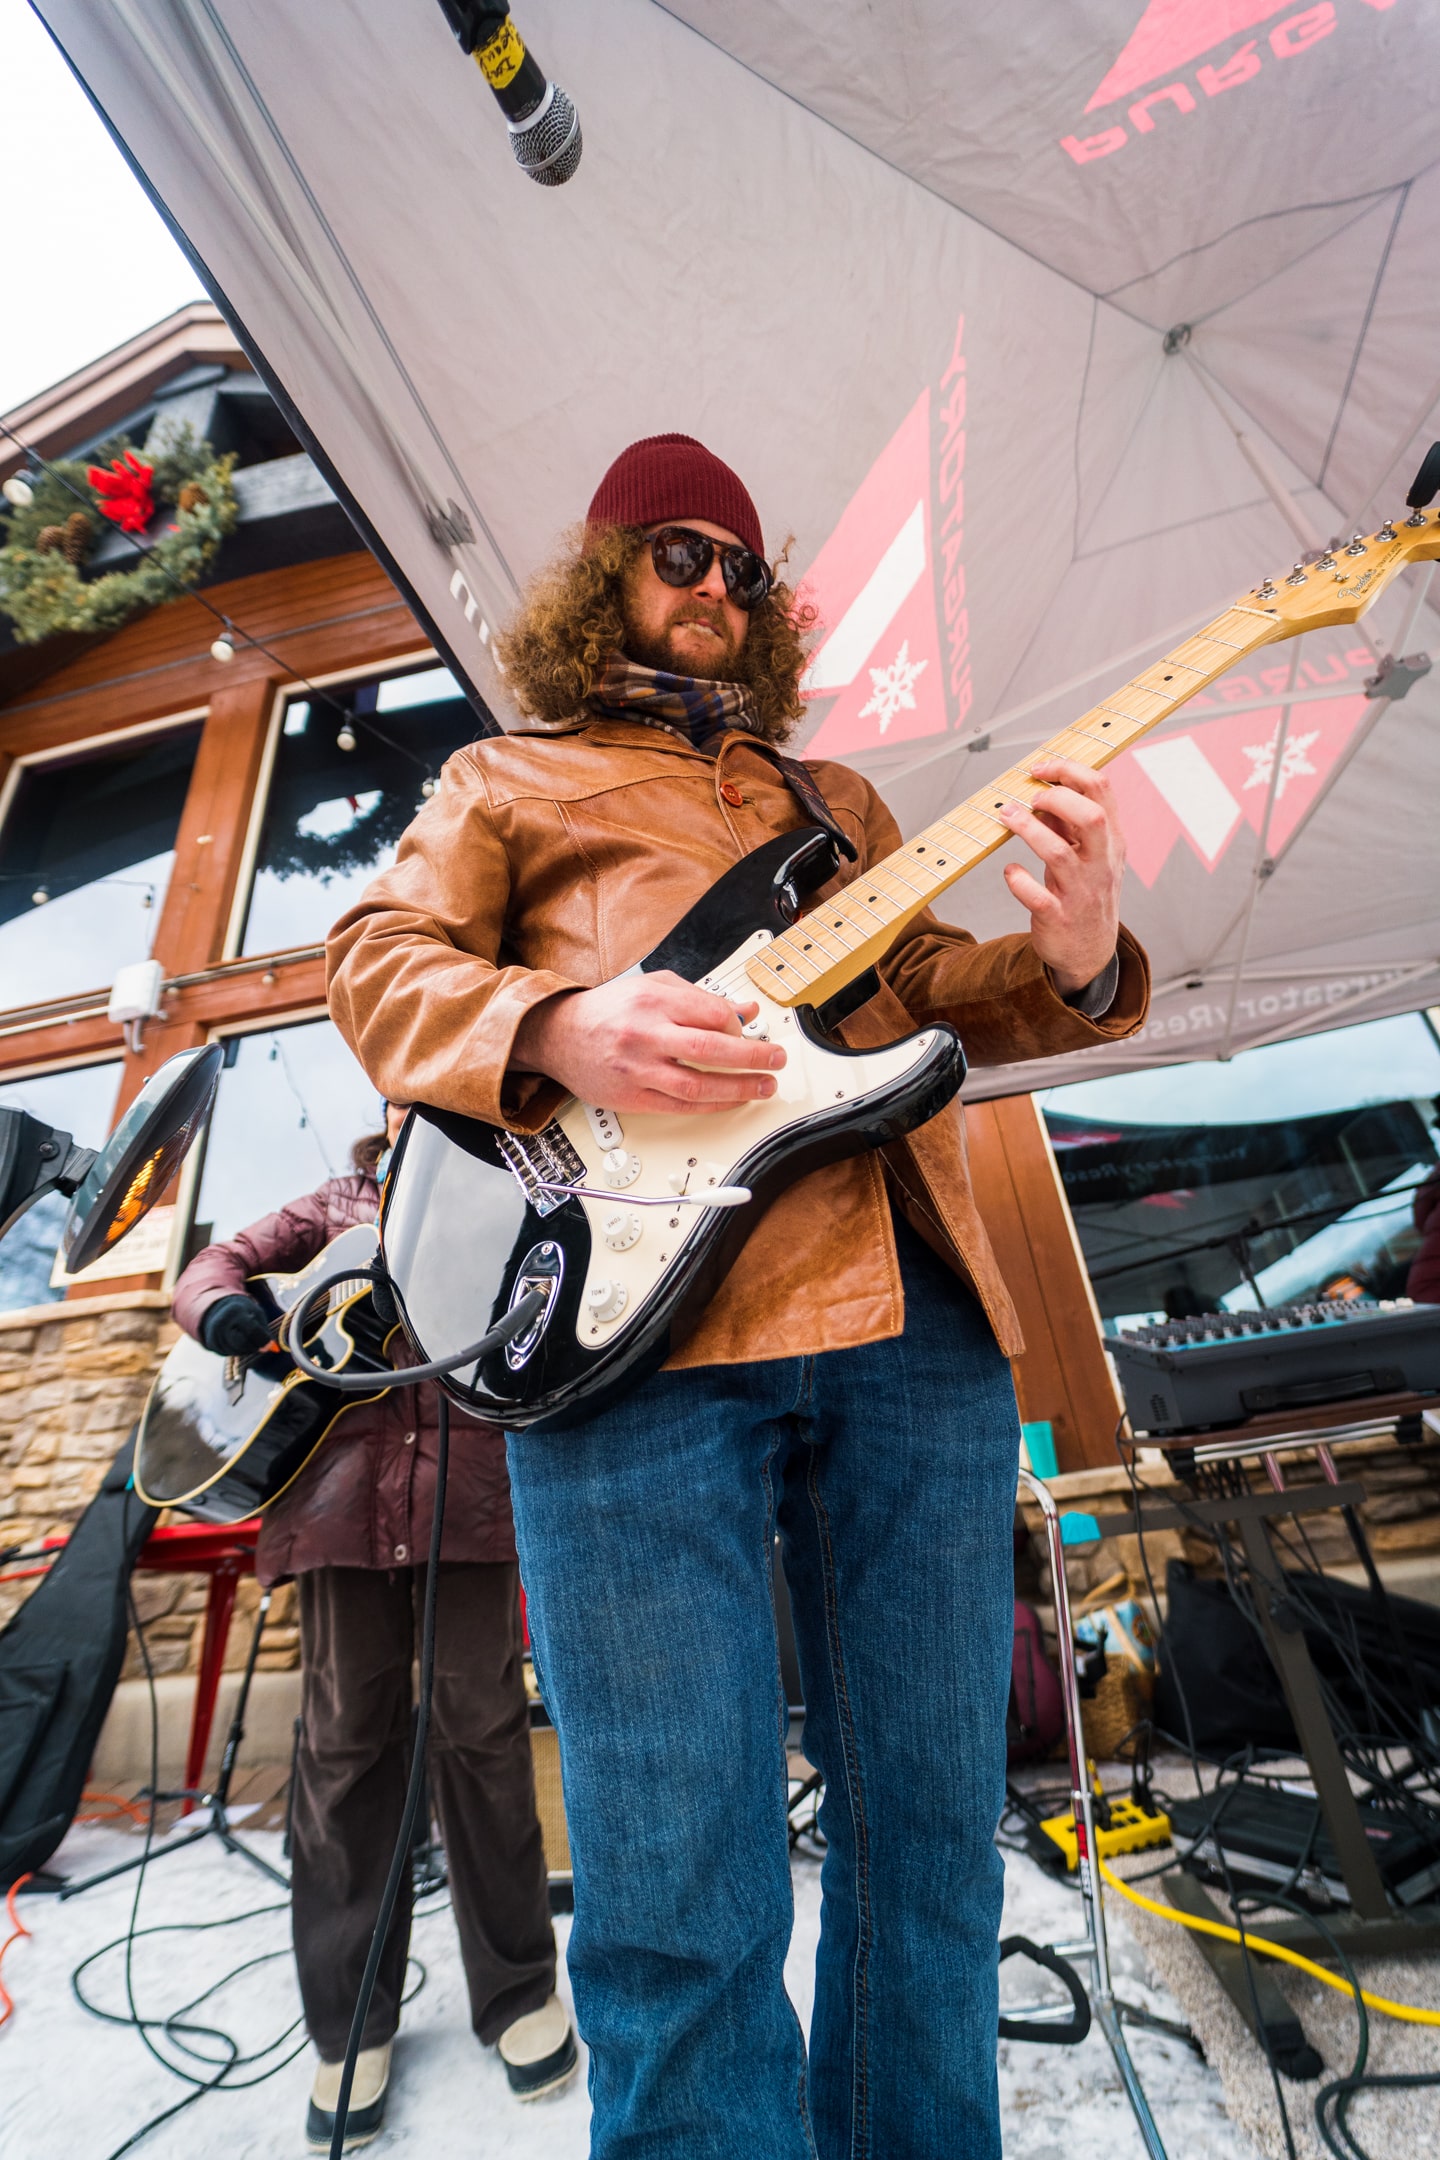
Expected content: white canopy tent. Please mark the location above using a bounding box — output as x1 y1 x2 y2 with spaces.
29 0 1440 1095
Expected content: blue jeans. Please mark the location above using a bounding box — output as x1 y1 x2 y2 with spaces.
506 1215 1019 2158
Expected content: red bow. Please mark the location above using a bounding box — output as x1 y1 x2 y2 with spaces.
87 452 156 536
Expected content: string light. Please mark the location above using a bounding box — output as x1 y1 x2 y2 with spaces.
0 418 448 768
1 420 469 788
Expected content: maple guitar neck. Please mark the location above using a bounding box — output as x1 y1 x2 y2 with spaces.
745 598 1296 1011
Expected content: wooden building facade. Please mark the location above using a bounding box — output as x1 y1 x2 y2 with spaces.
0 309 1120 1682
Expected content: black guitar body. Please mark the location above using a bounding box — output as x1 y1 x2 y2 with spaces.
380 828 966 1430
134 1225 393 1523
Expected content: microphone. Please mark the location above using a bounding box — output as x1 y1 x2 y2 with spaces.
437 4 582 186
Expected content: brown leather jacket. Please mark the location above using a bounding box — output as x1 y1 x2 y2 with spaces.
326 720 1150 1363
171 1172 515 1586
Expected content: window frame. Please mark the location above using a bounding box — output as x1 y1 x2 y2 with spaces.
0 703 211 1020
221 645 441 964
170 1002 370 1263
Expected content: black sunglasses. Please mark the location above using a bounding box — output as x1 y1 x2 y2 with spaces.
648 525 773 611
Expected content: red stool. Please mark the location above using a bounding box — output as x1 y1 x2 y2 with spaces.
134 1520 261 1815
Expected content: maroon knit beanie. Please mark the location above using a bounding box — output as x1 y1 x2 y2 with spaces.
585 433 764 559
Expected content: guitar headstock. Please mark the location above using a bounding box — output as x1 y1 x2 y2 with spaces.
1246 443 1440 638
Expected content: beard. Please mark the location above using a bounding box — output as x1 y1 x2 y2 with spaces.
622 596 754 685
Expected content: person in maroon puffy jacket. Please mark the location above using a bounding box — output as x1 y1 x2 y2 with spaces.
171 1103 576 2147
1409 1161 1440 1304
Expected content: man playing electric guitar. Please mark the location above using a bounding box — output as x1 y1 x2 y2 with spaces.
327 435 1150 2159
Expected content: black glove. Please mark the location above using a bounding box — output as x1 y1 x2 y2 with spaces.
200 1294 275 1359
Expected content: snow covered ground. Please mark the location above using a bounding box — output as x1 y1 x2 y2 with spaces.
2 1814 1258 2159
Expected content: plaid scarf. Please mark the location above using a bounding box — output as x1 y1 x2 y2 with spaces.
585 653 857 863
586 653 761 751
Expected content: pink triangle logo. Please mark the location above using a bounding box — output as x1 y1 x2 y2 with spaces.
799 390 947 758
1085 0 1294 110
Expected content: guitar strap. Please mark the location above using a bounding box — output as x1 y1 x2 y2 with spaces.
764 749 859 864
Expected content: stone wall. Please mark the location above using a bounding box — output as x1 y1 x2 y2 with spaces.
0 1294 300 1677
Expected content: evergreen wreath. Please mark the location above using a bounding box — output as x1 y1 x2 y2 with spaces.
262 787 416 884
0 426 238 644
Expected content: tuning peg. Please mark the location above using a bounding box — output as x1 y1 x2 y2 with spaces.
1377 520 1397 542
1285 562 1308 585
1344 532 1367 556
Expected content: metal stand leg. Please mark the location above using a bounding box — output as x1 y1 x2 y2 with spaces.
1020 1470 1171 2160
61 1590 287 1898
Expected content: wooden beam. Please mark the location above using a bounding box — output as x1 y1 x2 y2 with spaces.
965 1093 1121 1472
151 674 280 979
0 553 420 756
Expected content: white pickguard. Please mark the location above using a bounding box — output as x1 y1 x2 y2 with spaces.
551 932 935 1350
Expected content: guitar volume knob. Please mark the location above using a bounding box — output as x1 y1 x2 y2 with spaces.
603 1148 642 1188
585 1278 628 1322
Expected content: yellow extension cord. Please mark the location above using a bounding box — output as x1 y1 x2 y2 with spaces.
1098 1858 1440 2027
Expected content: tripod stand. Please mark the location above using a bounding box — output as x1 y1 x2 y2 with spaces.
60 1589 288 1899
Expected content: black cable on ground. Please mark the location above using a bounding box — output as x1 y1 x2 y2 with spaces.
326 1389 451 2159
69 1501 430 2157
1121 1443 1440 2160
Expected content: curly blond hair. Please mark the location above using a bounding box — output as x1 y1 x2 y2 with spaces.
494 523 819 744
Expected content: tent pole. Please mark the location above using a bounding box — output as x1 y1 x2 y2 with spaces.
1217 640 1304 1059
1183 355 1385 666
1196 565 1434 975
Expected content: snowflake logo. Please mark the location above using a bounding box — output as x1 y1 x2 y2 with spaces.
1240 728 1320 798
859 639 928 735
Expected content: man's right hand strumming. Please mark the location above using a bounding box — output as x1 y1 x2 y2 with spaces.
510 968 787 1115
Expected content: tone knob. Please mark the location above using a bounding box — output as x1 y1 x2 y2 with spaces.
585 1278 628 1322
603 1148 642 1188
602 1210 641 1252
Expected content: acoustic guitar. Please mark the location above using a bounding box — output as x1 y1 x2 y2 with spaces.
378 490 1440 1430
134 1224 393 1525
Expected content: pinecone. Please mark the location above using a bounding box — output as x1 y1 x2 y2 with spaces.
35 525 65 554
177 480 209 512
61 510 94 565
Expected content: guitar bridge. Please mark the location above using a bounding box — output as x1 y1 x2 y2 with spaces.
496 1121 586 1216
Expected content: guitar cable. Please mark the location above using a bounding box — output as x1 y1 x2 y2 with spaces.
277 1268 549 2157
283 1267 546 1391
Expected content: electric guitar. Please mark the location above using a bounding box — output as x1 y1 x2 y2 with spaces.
134 1224 393 1524
380 495 1440 1429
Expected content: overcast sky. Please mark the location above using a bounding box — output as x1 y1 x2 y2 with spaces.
0 0 204 415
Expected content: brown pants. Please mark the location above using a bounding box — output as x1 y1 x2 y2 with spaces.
292 1563 556 2059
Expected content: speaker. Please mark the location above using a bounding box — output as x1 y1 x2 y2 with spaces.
529 1713 572 1905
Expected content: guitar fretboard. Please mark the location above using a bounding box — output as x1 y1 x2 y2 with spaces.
745 601 1284 1008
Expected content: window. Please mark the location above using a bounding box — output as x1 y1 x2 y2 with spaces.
1041 1014 1440 1325
189 1019 384 1249
0 1061 123 1314
238 663 478 958
0 721 202 1011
